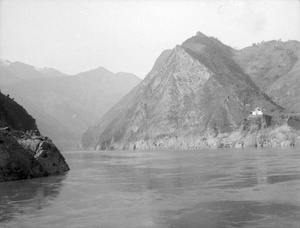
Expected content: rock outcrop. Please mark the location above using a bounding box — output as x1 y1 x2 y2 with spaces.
0 92 69 182
126 115 300 150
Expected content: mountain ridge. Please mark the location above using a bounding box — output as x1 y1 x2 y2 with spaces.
81 32 300 150
1 62 141 149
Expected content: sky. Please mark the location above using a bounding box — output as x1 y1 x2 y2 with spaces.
0 0 300 78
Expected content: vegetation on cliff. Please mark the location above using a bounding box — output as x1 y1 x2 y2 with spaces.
0 92 69 182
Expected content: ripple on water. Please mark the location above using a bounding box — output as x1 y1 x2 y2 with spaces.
1 149 300 228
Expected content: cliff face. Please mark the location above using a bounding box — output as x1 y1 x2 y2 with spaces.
81 32 296 150
123 116 300 150
0 92 69 182
0 92 38 131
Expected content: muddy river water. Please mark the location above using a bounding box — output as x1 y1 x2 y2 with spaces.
1 148 300 228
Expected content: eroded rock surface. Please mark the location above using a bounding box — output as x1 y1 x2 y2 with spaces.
0 129 69 182
0 92 69 182
128 115 300 150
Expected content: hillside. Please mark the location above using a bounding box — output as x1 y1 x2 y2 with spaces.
0 92 38 131
233 40 300 112
0 91 69 182
81 32 300 150
1 62 141 149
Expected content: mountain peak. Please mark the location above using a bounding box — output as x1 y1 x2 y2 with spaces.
94 66 110 73
195 31 208 38
77 66 112 77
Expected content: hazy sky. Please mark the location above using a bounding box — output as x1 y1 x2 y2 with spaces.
1 0 299 78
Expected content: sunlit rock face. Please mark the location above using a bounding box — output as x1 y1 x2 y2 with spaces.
82 32 284 150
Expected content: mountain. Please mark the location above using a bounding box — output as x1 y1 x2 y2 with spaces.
0 91 69 182
0 60 67 85
1 62 141 149
81 32 300 150
0 92 38 131
233 40 300 112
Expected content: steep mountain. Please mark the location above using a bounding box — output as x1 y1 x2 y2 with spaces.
233 40 300 112
81 32 292 150
0 92 38 131
1 63 141 149
0 91 69 182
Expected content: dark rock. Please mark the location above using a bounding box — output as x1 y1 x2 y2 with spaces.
0 130 69 182
0 91 69 182
242 115 272 132
287 116 300 130
0 132 45 182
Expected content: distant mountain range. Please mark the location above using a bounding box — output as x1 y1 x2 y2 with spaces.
81 32 300 150
0 60 141 149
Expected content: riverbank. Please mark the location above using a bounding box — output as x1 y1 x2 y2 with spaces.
107 115 300 150
0 129 69 182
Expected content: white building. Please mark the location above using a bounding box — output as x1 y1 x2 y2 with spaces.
252 107 263 116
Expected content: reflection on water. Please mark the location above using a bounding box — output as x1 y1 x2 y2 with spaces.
0 175 66 223
1 148 300 228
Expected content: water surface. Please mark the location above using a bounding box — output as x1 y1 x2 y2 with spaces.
1 148 300 227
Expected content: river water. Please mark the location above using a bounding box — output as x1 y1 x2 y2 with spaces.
1 148 300 228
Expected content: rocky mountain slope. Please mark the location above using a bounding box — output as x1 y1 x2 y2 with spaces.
233 40 300 112
1 62 141 149
81 32 300 150
0 92 69 182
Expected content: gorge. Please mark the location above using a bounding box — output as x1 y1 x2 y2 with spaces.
0 61 141 149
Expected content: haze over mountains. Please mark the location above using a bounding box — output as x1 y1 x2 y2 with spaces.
0 60 141 149
81 32 300 150
1 31 299 151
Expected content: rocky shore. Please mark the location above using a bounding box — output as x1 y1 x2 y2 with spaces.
0 91 69 182
119 115 300 150
0 129 69 182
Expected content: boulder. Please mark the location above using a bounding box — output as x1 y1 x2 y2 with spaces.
0 130 69 182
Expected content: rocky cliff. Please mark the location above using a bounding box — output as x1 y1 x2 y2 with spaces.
81 32 300 150
0 92 69 182
127 115 299 150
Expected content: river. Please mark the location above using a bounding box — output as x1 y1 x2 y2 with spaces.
1 148 300 228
